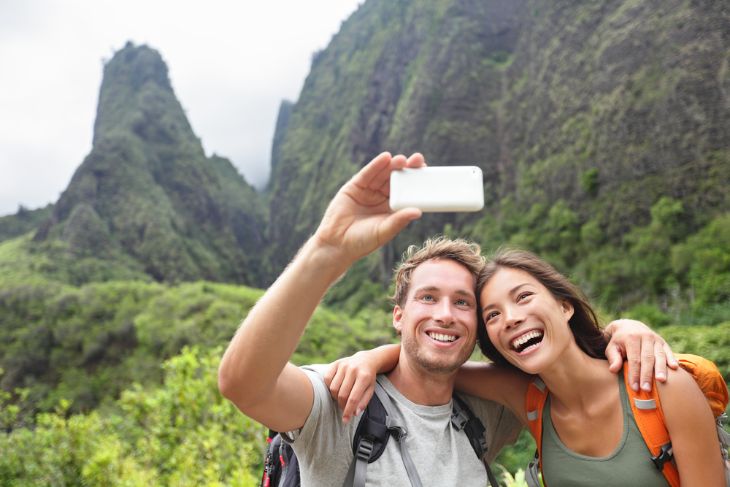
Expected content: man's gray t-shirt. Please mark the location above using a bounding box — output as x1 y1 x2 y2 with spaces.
286 367 522 486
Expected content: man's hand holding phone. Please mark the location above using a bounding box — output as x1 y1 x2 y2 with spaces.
313 152 425 267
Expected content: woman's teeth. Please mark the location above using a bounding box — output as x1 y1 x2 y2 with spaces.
511 330 544 352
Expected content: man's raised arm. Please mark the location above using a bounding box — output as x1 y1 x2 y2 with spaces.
217 152 423 432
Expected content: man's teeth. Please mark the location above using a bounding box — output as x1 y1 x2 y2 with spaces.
511 330 543 350
429 332 456 343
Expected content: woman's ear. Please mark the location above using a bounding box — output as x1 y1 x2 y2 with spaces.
561 300 574 320
393 306 403 335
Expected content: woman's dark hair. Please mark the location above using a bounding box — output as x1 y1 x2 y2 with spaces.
476 248 608 368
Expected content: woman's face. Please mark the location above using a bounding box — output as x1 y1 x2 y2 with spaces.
479 267 574 374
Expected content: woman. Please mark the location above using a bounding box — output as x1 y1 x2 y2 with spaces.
327 248 725 486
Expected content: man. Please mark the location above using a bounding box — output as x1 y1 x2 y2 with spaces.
218 152 676 486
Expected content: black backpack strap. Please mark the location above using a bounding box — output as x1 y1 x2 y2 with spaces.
344 384 389 487
373 383 423 487
261 430 301 487
452 394 503 487
344 382 423 487
261 431 280 487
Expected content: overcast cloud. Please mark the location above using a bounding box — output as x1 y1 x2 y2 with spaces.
0 0 362 216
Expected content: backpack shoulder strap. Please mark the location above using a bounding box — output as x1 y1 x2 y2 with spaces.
525 378 548 462
524 377 548 487
261 430 300 487
451 394 502 487
344 382 424 487
451 394 488 458
676 354 729 417
623 366 680 487
676 354 730 481
351 390 389 462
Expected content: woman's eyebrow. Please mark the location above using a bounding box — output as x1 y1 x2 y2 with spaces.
482 282 531 311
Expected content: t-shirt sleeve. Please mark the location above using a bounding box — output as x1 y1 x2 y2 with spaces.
462 394 524 462
284 366 356 466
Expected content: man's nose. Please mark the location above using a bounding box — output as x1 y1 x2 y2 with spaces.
433 299 455 324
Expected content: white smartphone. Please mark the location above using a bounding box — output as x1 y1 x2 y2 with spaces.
389 166 484 212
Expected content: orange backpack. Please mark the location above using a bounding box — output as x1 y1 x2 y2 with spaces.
524 354 730 487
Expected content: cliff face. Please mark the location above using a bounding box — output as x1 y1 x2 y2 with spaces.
7 0 728 301
34 43 268 285
498 0 730 237
267 0 530 271
267 0 729 283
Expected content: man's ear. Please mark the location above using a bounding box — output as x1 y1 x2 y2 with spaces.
393 305 403 335
561 300 574 320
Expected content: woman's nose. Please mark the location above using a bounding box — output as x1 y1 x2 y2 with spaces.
503 304 524 328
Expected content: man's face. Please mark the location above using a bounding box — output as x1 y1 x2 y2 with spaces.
393 258 478 375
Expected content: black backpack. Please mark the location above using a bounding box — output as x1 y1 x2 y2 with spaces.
260 383 502 487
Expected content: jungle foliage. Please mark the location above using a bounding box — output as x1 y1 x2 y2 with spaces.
1 0 729 484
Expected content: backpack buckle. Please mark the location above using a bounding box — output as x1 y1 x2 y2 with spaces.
651 442 673 470
356 438 375 462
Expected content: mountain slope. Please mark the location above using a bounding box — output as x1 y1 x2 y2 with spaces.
267 0 530 271
33 43 268 285
0 205 53 243
3 1 728 310
498 0 730 238
267 0 729 308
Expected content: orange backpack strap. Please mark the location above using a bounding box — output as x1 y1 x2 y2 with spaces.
623 366 680 487
675 354 729 418
675 353 730 478
525 377 549 486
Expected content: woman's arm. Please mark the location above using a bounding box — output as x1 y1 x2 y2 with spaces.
657 367 725 486
324 345 533 426
456 362 533 425
324 344 400 423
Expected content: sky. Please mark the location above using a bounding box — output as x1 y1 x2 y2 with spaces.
0 0 363 217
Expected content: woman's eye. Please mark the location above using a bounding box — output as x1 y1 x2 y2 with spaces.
517 292 533 302
484 311 499 322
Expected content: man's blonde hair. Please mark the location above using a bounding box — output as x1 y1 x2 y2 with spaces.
391 236 485 307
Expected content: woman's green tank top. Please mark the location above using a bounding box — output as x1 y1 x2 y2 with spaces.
540 373 669 486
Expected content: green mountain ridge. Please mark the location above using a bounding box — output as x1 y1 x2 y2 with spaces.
1 1 728 310
267 0 729 315
29 43 269 286
268 0 729 265
0 205 53 242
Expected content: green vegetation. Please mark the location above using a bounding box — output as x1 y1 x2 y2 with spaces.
0 272 394 484
0 347 262 486
0 204 53 242
459 194 730 327
1 0 729 484
0 271 392 422
2 300 726 484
